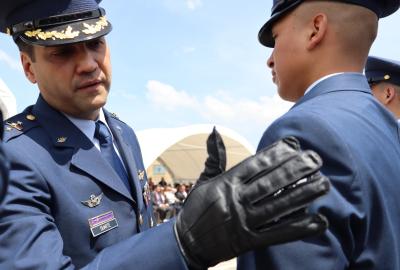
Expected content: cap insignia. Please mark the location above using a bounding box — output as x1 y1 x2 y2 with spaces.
384 75 391 80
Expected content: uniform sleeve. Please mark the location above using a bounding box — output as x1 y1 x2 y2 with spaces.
238 112 364 270
0 143 9 202
0 146 188 270
0 112 9 202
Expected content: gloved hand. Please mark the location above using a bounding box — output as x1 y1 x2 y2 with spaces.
198 127 226 183
174 137 330 269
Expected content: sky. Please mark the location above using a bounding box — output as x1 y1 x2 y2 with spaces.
1 1 400 148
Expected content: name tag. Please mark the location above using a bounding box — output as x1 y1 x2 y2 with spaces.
88 211 118 237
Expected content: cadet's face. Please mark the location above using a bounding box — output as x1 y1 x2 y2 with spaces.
23 37 112 120
267 13 308 102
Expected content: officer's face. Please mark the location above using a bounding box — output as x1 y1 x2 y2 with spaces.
21 37 112 120
267 11 311 102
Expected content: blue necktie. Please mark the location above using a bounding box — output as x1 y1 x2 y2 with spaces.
95 121 131 192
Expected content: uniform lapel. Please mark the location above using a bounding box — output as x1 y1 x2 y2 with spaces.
105 112 144 210
32 96 134 202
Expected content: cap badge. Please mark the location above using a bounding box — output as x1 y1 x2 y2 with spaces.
384 75 391 80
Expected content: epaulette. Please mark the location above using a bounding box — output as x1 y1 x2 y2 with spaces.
3 110 39 142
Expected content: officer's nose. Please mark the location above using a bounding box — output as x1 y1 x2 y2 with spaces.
76 48 98 75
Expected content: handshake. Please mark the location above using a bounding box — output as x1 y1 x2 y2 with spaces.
173 128 330 269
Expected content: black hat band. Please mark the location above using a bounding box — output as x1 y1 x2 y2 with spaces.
8 8 105 36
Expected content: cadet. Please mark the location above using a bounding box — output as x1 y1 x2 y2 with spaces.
0 0 330 269
238 0 400 269
366 56 400 119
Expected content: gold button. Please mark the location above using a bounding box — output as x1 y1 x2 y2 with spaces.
26 114 36 121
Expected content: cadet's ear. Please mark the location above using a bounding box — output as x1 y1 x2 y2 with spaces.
20 52 37 84
383 86 396 104
306 13 328 50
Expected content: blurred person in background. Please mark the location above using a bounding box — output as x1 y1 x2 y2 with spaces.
365 56 400 120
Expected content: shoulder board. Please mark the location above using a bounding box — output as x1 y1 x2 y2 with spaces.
3 108 39 142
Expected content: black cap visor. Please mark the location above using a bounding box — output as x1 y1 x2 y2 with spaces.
258 0 303 48
15 15 112 46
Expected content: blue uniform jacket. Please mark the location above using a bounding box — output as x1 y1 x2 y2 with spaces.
0 96 187 270
238 73 400 269
0 111 9 202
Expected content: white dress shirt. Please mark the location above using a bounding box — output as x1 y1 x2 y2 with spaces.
64 109 125 163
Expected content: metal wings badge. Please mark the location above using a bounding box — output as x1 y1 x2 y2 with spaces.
81 193 103 208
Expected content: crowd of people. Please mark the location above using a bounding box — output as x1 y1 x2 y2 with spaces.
148 178 190 223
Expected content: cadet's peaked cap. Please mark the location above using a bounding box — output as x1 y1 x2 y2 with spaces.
259 0 400 48
365 56 400 86
0 0 112 46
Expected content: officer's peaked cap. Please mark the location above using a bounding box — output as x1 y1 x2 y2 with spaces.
0 0 112 46
365 56 400 86
259 0 400 48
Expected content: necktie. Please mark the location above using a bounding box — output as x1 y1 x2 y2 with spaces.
94 121 131 192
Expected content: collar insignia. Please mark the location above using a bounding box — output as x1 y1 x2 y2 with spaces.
5 121 23 131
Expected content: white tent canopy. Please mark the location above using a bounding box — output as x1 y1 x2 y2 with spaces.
137 124 255 182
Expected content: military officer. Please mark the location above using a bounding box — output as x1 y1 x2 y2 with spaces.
237 0 400 269
0 0 331 269
366 56 400 119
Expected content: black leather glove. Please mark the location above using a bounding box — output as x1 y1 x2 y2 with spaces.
198 127 226 183
174 137 330 269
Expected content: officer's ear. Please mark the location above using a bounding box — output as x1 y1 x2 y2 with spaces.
306 13 328 50
20 51 37 84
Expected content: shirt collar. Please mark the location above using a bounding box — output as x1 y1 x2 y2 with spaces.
64 109 113 142
303 72 346 96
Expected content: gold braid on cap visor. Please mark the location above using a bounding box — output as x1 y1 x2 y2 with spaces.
24 16 108 40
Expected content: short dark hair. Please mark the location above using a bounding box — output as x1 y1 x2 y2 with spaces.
14 37 35 61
